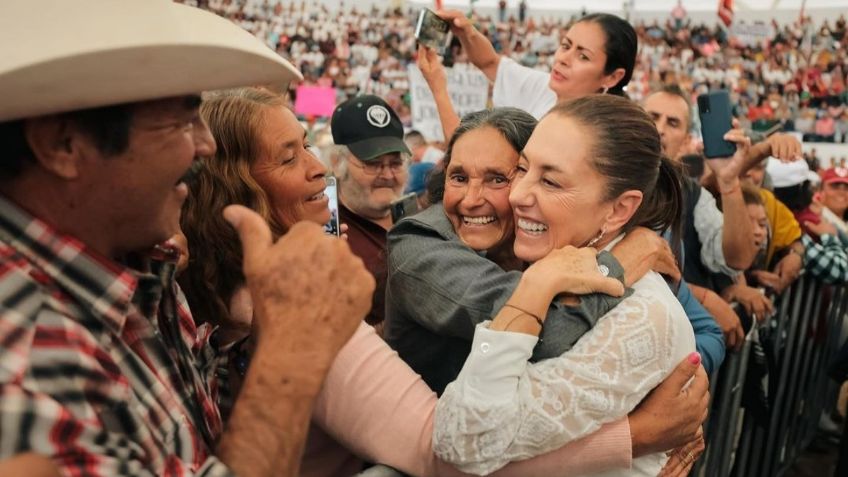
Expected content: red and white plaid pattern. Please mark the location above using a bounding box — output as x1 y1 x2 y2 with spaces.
0 195 233 477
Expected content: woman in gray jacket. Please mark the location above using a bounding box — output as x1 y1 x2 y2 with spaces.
383 108 672 394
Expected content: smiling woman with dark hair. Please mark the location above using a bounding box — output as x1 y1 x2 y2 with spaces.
385 106 669 395
433 95 697 477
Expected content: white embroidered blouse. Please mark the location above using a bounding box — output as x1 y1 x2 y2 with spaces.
433 271 696 476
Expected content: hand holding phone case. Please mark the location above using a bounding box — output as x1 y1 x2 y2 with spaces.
415 9 451 54
698 90 736 159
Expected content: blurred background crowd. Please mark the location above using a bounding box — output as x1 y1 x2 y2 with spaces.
184 0 848 149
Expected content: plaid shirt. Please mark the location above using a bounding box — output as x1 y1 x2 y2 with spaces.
0 195 234 476
802 233 848 285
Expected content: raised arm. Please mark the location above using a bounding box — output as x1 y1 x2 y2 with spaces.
437 10 501 82
743 133 803 172
704 127 759 270
417 45 461 140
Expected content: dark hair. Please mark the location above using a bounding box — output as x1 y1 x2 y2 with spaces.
652 84 693 130
578 13 638 97
428 107 537 202
548 94 683 241
773 182 813 213
741 182 764 206
0 104 133 181
681 154 704 179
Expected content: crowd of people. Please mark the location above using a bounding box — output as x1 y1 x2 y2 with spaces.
1 1 848 477
186 0 848 147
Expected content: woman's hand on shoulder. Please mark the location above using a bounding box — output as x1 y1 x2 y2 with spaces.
612 227 680 286
524 245 625 299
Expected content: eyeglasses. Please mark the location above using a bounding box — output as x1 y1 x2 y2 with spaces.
349 157 406 176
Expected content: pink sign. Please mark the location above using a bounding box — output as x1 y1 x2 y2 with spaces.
294 86 337 118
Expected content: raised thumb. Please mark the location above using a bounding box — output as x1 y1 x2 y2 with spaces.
223 204 272 269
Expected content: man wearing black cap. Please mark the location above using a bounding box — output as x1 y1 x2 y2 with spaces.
331 95 410 332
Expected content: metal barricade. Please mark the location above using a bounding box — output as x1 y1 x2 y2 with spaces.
694 318 756 477
690 276 848 477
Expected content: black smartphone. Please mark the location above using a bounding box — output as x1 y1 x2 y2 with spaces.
415 8 451 54
323 177 340 236
390 193 420 223
697 90 735 159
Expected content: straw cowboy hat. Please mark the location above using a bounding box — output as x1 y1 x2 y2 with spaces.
0 0 302 122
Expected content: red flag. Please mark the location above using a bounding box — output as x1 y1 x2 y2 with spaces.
718 0 734 27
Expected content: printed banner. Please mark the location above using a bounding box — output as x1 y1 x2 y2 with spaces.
408 64 489 142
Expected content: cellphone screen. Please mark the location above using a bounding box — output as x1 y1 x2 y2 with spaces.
324 177 340 236
415 9 451 54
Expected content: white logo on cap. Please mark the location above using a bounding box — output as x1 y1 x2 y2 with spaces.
366 105 391 128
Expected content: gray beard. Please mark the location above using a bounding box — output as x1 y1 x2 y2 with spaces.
340 181 396 220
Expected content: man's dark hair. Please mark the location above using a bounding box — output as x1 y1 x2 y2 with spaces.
0 103 134 180
653 84 693 130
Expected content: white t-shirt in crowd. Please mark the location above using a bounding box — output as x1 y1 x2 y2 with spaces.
492 57 557 120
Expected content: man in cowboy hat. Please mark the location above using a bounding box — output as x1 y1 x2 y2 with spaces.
0 1 374 476
328 95 410 332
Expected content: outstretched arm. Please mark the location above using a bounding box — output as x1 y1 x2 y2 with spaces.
743 133 803 172
417 45 460 140
311 322 635 477
703 127 759 270
437 10 501 82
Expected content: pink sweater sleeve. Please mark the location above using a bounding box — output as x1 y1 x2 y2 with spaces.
310 323 633 477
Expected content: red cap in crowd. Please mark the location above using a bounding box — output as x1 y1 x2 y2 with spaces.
821 167 848 186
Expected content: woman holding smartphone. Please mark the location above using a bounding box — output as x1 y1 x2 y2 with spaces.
418 10 637 140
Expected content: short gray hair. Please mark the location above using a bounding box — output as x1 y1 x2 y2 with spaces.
430 107 537 202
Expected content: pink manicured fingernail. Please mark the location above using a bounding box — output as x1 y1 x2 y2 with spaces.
688 352 701 365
